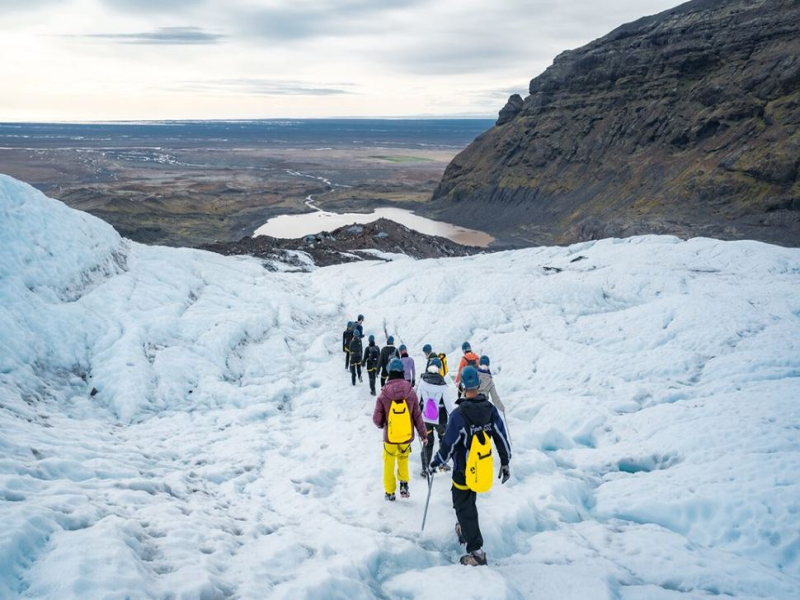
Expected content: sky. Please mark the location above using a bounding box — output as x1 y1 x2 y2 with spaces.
0 0 682 121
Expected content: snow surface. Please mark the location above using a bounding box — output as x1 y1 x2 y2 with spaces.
1 174 800 599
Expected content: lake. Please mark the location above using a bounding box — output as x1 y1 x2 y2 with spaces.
253 207 494 248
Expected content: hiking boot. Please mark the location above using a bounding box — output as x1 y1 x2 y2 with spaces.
459 550 487 566
399 481 409 499
385 492 396 501
455 522 466 545
370 390 376 396
420 469 429 478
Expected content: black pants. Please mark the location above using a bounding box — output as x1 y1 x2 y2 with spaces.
380 372 388 388
345 350 350 369
367 369 377 393
350 363 362 385
421 407 448 471
452 483 482 553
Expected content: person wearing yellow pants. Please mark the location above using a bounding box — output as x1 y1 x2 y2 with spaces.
373 358 427 500
383 443 411 497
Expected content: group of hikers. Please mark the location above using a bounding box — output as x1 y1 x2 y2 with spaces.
342 317 512 567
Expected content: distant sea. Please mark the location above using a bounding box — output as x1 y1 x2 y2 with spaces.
0 119 495 150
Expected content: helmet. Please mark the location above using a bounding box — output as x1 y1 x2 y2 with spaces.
479 355 490 366
388 358 404 374
347 321 354 328
461 366 480 390
462 342 471 353
353 330 362 338
387 336 395 345
427 357 442 373
399 344 407 352
422 344 432 354
368 334 375 343
358 314 364 321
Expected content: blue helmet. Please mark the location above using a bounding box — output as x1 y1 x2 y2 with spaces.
368 334 375 343
461 366 480 390
462 342 471 352
399 344 407 352
347 321 354 328
353 329 362 338
387 336 395 345
422 343 432 354
388 358 404 374
428 357 442 371
358 314 364 321
479 355 490 366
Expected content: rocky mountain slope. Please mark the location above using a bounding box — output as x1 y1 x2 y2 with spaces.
429 0 800 247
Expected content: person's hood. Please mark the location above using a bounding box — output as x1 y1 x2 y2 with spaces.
382 377 413 400
421 372 446 386
459 394 493 423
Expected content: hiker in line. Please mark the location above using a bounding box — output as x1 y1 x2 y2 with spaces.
430 366 511 566
354 314 365 337
379 336 399 388
349 330 364 386
373 358 427 501
455 342 480 400
343 321 355 370
399 344 416 387
423 344 449 378
363 334 381 396
477 355 505 412
417 356 454 477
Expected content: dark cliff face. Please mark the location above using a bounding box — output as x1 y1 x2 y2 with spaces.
430 0 800 247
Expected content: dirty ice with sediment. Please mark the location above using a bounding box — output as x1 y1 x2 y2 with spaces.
1 174 799 599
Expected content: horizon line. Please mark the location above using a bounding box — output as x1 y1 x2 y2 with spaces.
0 115 497 125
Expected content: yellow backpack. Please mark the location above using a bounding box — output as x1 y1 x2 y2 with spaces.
438 353 449 377
465 420 494 493
387 398 412 443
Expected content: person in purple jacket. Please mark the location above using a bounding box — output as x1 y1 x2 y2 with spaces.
373 358 427 501
398 344 416 387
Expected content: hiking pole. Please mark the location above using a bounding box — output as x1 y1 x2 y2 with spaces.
421 469 434 532
502 409 512 444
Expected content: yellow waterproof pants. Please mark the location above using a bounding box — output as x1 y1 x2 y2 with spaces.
383 443 411 494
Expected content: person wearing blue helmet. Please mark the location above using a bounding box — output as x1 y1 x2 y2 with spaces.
349 330 364 386
373 357 427 501
363 334 381 395
417 356 454 477
342 321 355 370
477 355 505 412
431 365 511 566
399 344 416 387
378 335 400 388
354 314 365 337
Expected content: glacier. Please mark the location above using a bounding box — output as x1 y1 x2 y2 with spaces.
1 174 799 599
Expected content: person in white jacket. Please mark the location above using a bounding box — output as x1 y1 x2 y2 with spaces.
417 357 454 477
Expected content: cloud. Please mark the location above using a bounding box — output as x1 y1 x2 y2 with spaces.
241 0 429 41
102 0 198 13
174 79 356 96
0 0 60 13
80 27 225 45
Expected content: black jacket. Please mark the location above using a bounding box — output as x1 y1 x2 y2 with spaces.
349 336 363 364
421 371 446 386
343 328 354 352
379 344 399 374
364 344 381 371
433 393 511 482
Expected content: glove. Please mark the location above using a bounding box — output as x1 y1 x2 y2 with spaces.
429 459 440 472
499 465 510 484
